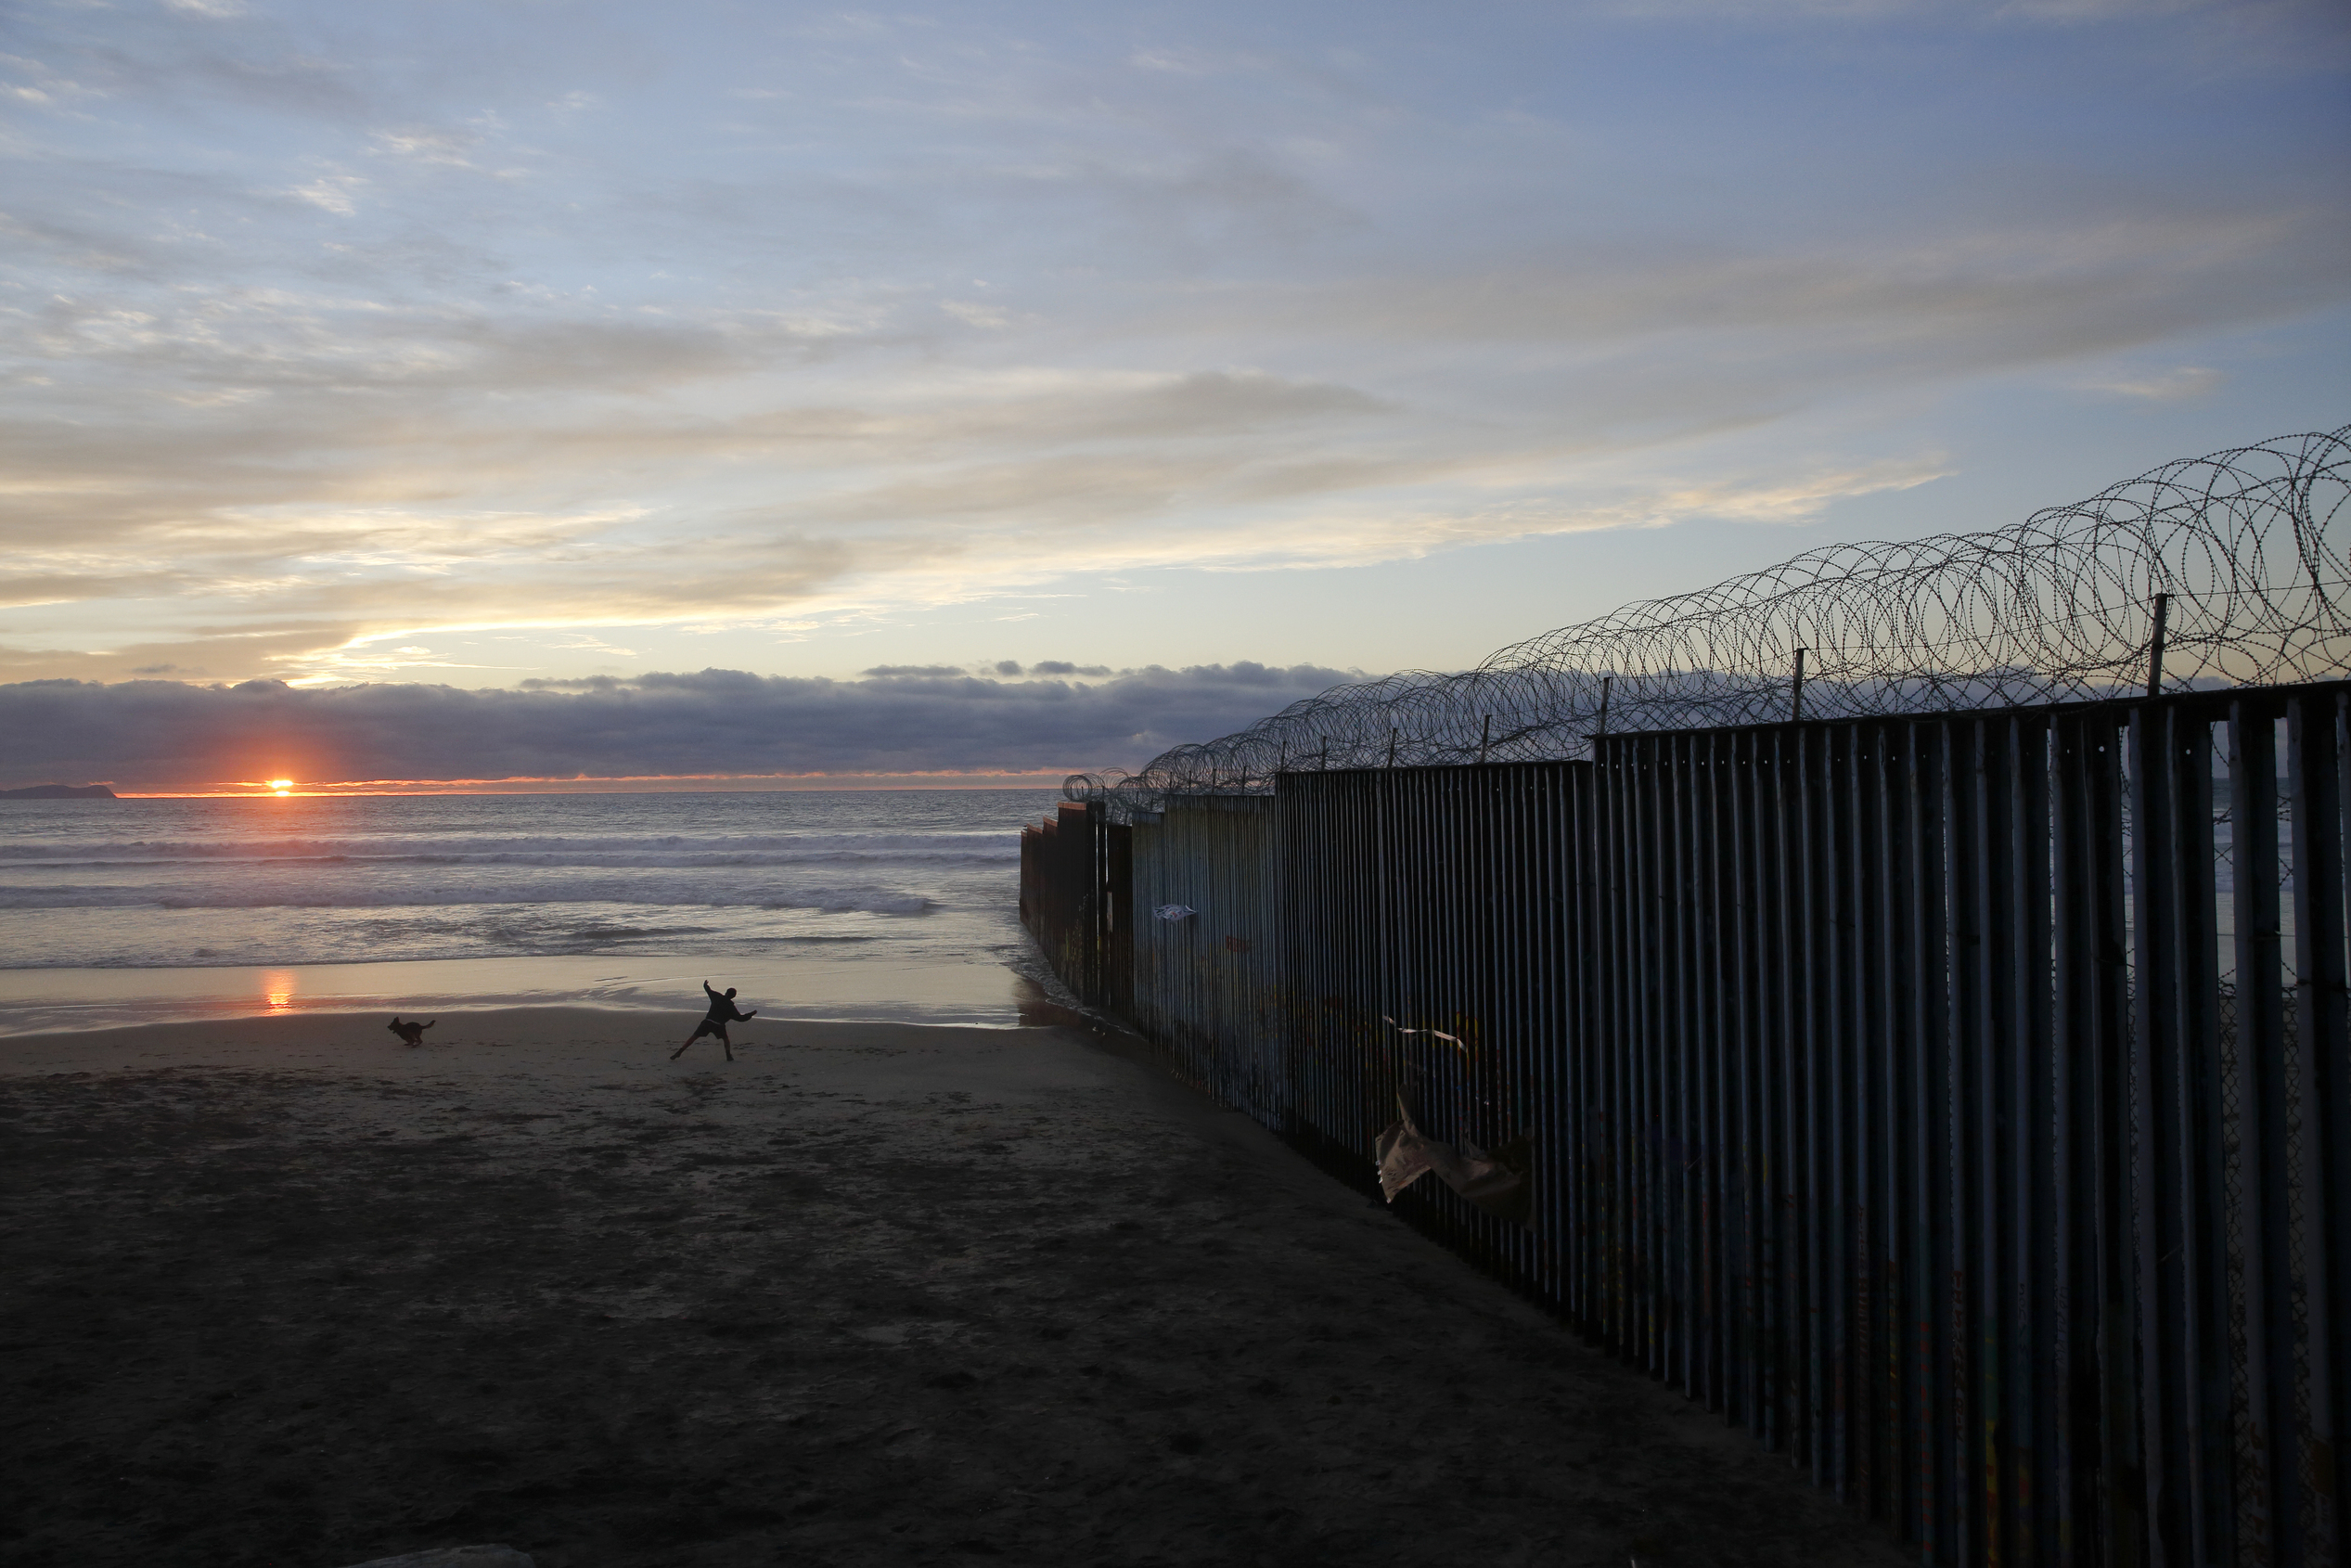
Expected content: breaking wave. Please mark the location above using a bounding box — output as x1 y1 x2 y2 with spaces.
0 832 1017 868
0 880 935 915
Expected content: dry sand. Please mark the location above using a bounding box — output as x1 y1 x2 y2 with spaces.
1 1009 1908 1568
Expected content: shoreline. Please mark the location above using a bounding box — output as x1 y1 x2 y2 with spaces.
0 1001 1096 1071
0 952 1068 1038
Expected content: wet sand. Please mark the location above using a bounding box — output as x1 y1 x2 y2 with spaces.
0 1010 1908 1568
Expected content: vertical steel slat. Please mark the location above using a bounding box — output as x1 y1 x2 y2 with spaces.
1671 730 1699 1395
1672 739 1698 1393
1465 776 1489 1247
1838 720 1868 1509
1875 720 1922 1541
1824 722 1856 1497
1370 766 1387 1162
1512 765 1533 1289
1730 725 1765 1438
1578 756 1601 1318
1638 733 1664 1370
1906 720 1955 1562
1596 752 1614 1335
1532 762 1552 1292
1651 735 1669 1368
1702 728 1733 1413
1399 770 1429 1201
2088 710 2145 1568
1775 725 1802 1458
2227 696 2296 1566
1969 714 2013 1568
2167 708 2233 1567
1946 717 1985 1568
2288 692 2349 1564
1599 739 1625 1343
1534 762 1562 1298
2009 713 2058 1566
1632 737 1656 1361
1850 720 1888 1519
2047 717 2090 1564
1589 746 1614 1338
1574 754 1600 1323
1552 764 1577 1316
1474 768 1499 1274
1795 723 1827 1482
2128 700 2188 1567
1762 726 1793 1451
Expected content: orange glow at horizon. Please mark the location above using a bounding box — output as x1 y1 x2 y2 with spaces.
126 769 1081 799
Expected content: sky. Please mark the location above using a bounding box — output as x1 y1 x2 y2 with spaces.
3 0 2346 790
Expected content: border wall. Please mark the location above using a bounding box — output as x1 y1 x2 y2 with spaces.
1021 679 2350 1568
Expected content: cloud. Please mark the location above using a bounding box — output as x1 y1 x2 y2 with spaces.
1594 0 2223 20
369 127 481 168
2075 366 2228 402
284 173 364 214
1205 209 2351 366
939 299 1009 328
0 663 1368 790
0 0 2343 694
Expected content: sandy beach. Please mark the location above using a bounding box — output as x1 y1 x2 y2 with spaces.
1 1009 1908 1568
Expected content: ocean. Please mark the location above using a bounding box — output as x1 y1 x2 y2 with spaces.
0 789 1068 1035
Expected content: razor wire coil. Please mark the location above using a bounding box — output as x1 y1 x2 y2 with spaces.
1068 424 2351 819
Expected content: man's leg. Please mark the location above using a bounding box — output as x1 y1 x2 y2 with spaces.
719 1024 734 1062
671 1027 701 1060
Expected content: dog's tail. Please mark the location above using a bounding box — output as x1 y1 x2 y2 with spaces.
421 1020 437 1032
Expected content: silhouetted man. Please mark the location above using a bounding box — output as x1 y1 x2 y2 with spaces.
673 981 757 1061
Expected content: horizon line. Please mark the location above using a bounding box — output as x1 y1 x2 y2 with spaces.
18 771 1090 799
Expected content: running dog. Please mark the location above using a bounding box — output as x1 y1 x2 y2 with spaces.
387 1016 436 1047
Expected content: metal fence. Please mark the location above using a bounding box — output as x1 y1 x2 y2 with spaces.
1125 794 1285 1125
1020 679 2350 1567
1018 799 1127 1016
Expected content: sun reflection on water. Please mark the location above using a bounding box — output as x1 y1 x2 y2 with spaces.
262 970 296 1013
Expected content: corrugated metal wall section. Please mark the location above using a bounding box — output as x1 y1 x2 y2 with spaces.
1017 681 2349 1566
1126 796 1284 1125
1578 683 2349 1567
1020 799 1123 1009
1278 762 1590 1297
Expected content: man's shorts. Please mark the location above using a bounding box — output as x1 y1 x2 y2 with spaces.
689 1018 730 1040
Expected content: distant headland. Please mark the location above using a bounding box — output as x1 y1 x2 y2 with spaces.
0 784 118 800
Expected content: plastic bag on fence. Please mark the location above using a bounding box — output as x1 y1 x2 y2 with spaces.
1374 1099 1532 1225
1152 904 1196 921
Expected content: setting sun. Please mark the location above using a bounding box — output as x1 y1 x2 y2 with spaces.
267 779 292 795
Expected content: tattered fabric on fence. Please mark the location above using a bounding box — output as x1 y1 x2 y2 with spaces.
1374 1099 1531 1225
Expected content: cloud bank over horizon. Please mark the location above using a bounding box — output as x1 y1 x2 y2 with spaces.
0 662 1362 793
3 0 2345 710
